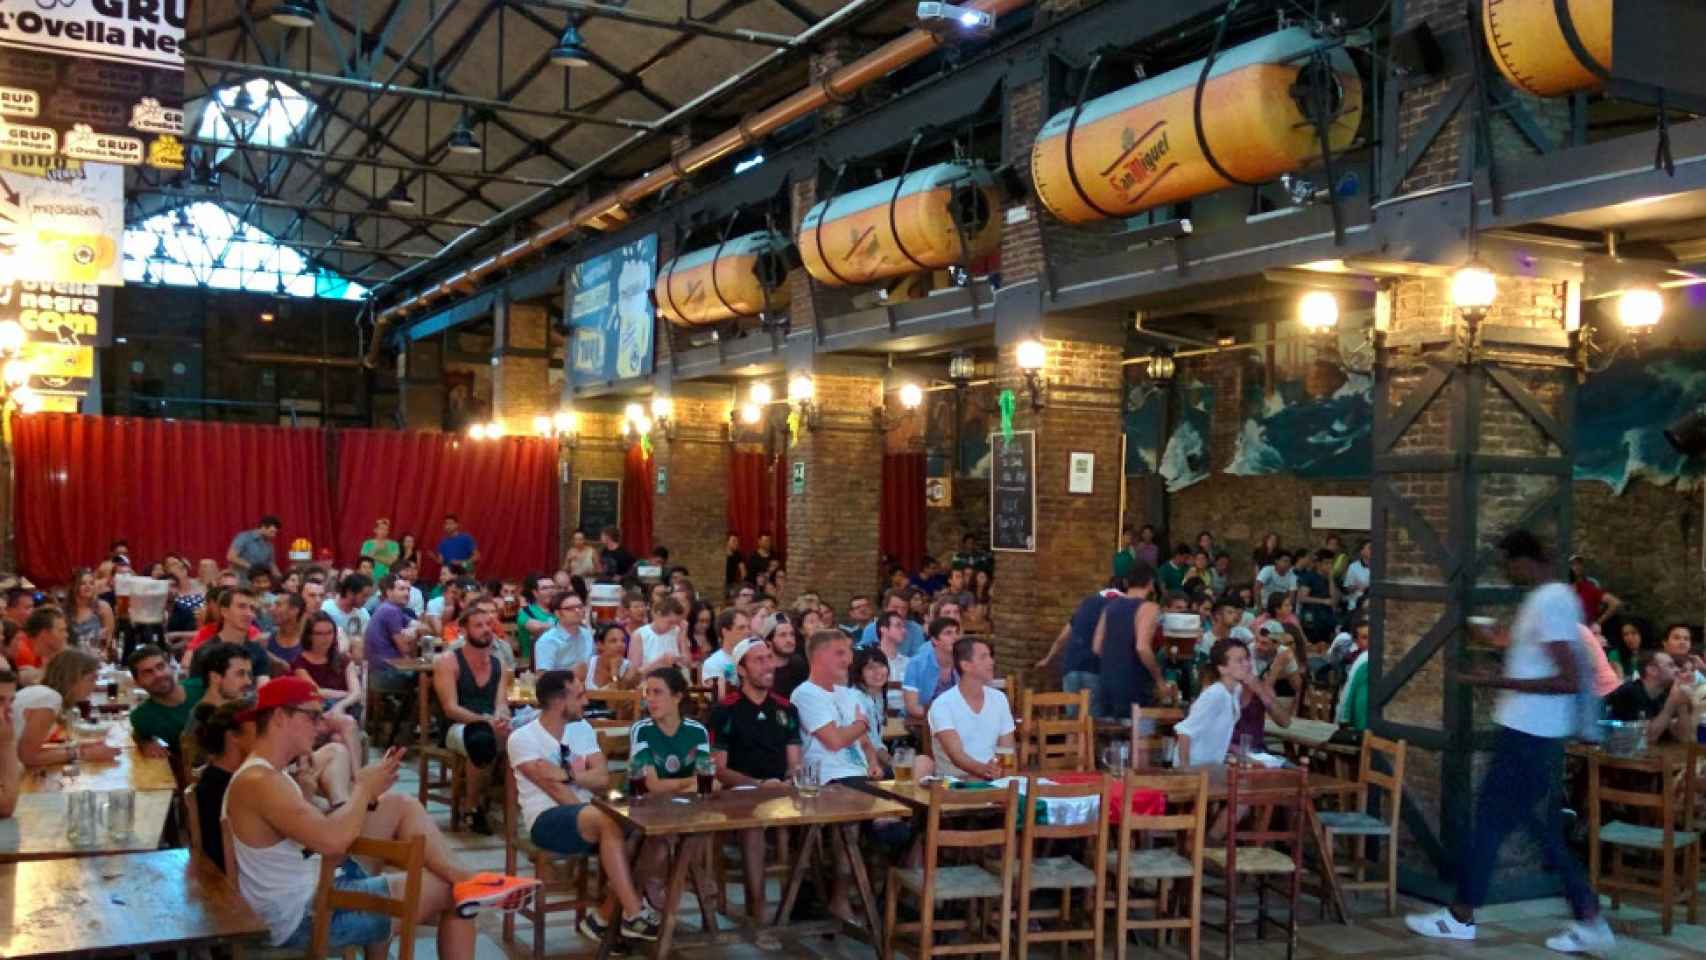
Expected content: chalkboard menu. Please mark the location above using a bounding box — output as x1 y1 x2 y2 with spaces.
990 430 1036 552
577 478 621 538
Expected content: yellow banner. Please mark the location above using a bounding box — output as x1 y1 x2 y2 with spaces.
22 339 92 386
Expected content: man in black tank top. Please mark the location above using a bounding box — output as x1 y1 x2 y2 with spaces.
1091 562 1173 720
433 607 512 834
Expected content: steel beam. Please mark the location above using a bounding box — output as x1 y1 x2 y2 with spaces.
130 189 488 227
179 136 560 187
180 53 655 131
514 0 799 47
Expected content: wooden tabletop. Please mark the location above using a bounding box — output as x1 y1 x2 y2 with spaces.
387 657 436 674
20 744 177 796
593 782 910 838
0 848 268 959
0 790 174 862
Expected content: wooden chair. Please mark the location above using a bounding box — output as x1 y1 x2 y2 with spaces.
363 666 414 750
501 764 605 960
1588 745 1703 933
885 780 1020 960
1313 733 1406 916
415 670 467 830
1109 770 1208 960
1014 775 1108 960
221 817 426 960
587 689 641 724
184 782 208 864
1202 764 1309 960
1130 705 1184 769
1018 689 1093 771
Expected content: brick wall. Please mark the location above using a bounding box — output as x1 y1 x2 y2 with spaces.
989 335 1124 679
783 373 884 609
651 392 732 591
567 411 628 539
1575 478 1705 626
927 484 990 565
492 302 552 435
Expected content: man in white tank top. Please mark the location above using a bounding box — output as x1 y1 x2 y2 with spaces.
224 677 539 955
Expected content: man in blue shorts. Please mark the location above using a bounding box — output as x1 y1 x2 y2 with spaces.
509 670 662 942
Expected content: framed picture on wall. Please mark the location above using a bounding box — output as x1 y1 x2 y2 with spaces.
1069 451 1094 494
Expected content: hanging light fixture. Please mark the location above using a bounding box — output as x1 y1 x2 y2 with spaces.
550 22 591 67
1147 352 1176 381
948 353 976 383
225 85 261 127
338 219 363 247
447 113 482 156
270 0 317 28
385 180 416 211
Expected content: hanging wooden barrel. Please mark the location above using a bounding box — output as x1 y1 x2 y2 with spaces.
1031 28 1363 225
1484 0 1611 98
797 162 1000 287
655 230 792 328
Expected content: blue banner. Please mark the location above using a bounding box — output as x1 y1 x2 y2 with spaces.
569 234 656 383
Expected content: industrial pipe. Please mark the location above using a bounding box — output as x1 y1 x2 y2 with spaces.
367 0 1031 365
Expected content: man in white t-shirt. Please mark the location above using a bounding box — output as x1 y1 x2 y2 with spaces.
790 629 883 922
1407 530 1612 956
320 574 372 646
1197 596 1254 659
1255 552 1298 609
508 670 660 942
1341 539 1372 611
629 597 686 674
698 608 749 697
926 636 1015 779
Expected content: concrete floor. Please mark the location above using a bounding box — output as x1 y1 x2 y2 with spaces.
391 763 1706 960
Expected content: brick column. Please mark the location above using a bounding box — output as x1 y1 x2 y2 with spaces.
651 382 733 589
565 407 628 538
1373 270 1576 900
492 299 552 435
988 322 1125 678
783 363 884 610
399 336 444 430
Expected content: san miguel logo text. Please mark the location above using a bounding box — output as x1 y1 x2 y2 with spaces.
1100 121 1178 208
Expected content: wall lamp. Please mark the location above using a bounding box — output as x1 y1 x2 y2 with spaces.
1298 290 1340 334
1450 259 1497 363
788 374 821 431
1578 285 1667 374
649 396 676 439
531 409 579 447
874 382 924 431
467 421 506 440
1015 338 1047 411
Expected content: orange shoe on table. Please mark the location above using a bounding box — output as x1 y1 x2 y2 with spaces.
453 873 541 918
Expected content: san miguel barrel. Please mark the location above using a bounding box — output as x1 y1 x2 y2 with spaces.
655 230 792 328
797 162 1000 287
1031 28 1363 224
1484 0 1611 98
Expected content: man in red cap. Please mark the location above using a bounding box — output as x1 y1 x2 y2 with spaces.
223 677 538 956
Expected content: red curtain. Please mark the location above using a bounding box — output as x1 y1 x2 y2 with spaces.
621 443 654 558
727 450 787 564
333 430 559 582
880 452 927 574
12 413 336 585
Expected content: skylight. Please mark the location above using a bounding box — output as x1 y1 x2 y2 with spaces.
197 79 312 164
121 201 368 301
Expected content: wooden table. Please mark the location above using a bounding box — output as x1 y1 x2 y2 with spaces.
592 783 911 960
0 790 174 862
0 848 268 958
387 656 436 674
20 743 176 795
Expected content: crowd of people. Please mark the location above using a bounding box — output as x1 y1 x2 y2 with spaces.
0 506 1692 959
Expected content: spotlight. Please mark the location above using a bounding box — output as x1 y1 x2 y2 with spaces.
1617 287 1664 331
447 115 481 157
916 1 994 38
550 22 591 67
385 181 416 211
270 0 317 28
1299 290 1340 333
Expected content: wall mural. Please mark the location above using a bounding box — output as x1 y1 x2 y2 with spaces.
1228 362 1374 478
1123 367 1167 474
924 383 995 479
1576 348 1706 493
1159 377 1213 492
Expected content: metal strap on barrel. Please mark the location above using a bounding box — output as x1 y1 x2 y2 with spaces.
760 207 784 314
661 236 692 325
1193 0 1258 189
887 132 934 274
707 210 745 319
808 163 860 287
1062 52 1122 221
1551 0 1611 82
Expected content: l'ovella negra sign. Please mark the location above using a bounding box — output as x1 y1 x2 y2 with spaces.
0 0 184 170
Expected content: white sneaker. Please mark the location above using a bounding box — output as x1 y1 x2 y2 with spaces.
1545 918 1615 957
1405 907 1476 941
